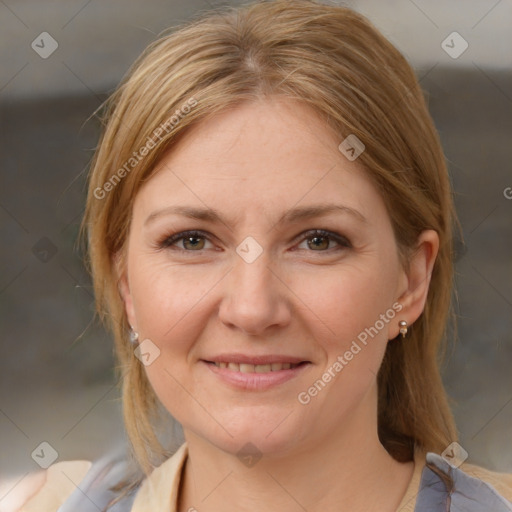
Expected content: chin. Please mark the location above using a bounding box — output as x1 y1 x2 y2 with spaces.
191 407 308 458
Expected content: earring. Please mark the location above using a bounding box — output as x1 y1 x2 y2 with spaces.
399 320 408 338
129 327 139 344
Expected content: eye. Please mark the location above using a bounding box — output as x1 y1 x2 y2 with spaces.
295 229 352 252
158 230 214 251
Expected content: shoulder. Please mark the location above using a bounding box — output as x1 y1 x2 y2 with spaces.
460 459 512 503
0 470 46 512
422 452 512 510
2 446 138 512
0 460 91 512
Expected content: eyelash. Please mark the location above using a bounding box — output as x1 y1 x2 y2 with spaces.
157 229 352 254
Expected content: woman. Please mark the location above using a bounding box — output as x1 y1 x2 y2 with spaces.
9 0 512 510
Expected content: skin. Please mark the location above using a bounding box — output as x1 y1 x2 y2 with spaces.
118 96 438 512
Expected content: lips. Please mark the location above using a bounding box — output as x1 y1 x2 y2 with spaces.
202 354 310 390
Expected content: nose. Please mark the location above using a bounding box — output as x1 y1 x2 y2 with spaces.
218 247 292 336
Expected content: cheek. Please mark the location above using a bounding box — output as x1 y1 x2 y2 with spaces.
296 259 398 350
128 258 219 344
293 263 399 423
127 261 219 424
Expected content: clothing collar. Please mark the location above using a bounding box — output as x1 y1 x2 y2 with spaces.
130 443 188 512
129 442 512 511
131 443 424 512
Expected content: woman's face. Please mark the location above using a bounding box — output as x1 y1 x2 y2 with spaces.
119 97 414 457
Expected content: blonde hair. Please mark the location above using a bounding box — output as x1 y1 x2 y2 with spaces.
81 0 458 482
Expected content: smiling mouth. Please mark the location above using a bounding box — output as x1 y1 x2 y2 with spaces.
207 361 307 373
203 358 311 390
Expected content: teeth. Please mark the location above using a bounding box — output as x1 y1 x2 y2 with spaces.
255 364 271 373
213 362 300 372
239 363 254 373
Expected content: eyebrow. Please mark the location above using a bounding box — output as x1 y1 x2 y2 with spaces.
144 203 367 227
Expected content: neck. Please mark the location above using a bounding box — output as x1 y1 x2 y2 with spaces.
177 389 414 512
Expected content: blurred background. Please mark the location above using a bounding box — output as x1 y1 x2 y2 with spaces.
1 0 511 482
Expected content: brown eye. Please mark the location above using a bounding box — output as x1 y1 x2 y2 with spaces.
307 234 330 251
158 230 213 251
182 235 205 250
297 229 351 252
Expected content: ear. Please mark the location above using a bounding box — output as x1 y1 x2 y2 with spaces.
114 252 137 330
391 229 439 338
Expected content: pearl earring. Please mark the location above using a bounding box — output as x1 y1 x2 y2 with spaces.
129 327 139 344
399 320 408 338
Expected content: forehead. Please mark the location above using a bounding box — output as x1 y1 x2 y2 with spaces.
133 97 385 227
